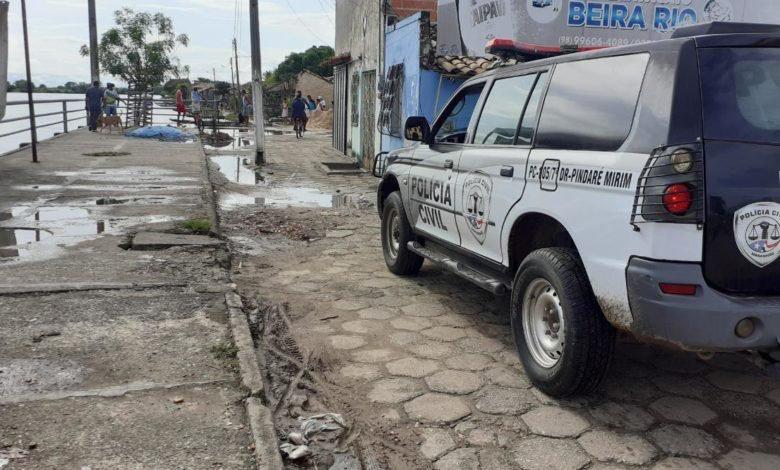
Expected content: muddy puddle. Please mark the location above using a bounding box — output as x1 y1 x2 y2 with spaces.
209 155 259 185
219 187 371 210
203 128 255 151
54 167 197 184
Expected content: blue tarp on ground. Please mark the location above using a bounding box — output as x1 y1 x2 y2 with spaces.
125 126 194 142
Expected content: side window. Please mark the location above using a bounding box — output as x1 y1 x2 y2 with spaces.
433 84 484 144
517 71 548 145
536 54 649 151
473 74 537 145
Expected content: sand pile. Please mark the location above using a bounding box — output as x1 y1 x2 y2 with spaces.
307 109 333 130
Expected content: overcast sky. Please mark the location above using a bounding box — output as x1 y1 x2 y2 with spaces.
7 0 336 86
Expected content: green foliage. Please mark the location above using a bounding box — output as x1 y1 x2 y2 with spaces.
80 8 189 91
265 45 335 85
163 78 191 96
180 218 211 233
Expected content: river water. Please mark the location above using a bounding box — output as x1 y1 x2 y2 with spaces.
0 92 88 155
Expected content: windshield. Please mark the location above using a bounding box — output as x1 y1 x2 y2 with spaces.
699 47 780 144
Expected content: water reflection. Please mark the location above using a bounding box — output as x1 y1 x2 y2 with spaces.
219 188 370 210
209 155 259 185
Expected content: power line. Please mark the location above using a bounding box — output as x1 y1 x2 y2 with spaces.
283 0 328 44
316 0 335 26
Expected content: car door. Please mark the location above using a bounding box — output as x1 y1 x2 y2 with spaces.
455 70 549 262
407 83 485 247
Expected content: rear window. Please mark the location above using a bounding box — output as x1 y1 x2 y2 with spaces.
699 48 780 144
535 54 649 151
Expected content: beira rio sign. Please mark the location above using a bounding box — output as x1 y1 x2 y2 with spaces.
436 0 780 56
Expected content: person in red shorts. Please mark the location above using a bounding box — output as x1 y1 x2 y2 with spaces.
175 84 187 126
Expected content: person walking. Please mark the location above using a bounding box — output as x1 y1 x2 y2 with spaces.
291 91 308 139
103 83 123 118
191 87 204 132
85 81 103 132
175 84 187 126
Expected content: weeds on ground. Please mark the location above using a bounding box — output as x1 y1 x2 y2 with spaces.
211 340 240 374
180 218 211 233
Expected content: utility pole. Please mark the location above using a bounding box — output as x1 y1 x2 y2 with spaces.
230 59 235 90
212 67 216 82
248 0 264 164
20 0 37 163
232 38 241 117
87 0 99 84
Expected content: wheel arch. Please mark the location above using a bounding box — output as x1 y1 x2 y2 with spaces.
377 174 400 215
506 212 583 274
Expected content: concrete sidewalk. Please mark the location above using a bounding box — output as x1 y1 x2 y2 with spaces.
0 131 255 469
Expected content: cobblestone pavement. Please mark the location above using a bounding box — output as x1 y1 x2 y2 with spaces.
222 133 780 470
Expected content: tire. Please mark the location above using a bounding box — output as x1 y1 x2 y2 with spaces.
381 191 423 275
510 247 615 397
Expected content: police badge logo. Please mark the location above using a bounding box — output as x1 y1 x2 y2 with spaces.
733 202 780 268
462 171 492 244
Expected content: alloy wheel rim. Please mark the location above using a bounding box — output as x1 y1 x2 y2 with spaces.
522 278 565 368
386 209 400 259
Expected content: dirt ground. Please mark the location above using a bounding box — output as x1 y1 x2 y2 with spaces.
218 133 780 470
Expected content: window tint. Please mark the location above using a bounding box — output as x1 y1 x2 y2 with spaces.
434 84 484 144
473 74 536 145
518 71 548 145
536 54 649 151
700 48 780 144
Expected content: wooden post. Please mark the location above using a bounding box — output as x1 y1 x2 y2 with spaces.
88 0 99 84
20 0 37 163
62 101 68 133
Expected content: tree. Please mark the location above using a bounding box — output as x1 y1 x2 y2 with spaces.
14 79 33 91
163 78 191 97
80 8 189 91
266 45 335 85
214 81 231 95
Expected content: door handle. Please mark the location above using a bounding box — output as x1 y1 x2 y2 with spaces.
500 166 514 177
444 159 454 169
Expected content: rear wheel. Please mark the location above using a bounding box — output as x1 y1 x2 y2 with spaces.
511 248 615 397
381 191 423 275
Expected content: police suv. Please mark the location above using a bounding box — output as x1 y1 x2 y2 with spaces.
374 23 780 397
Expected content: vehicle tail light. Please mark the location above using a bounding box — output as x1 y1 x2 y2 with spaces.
663 183 692 215
659 283 697 296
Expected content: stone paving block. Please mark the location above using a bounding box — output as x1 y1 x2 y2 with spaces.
334 299 370 311
707 370 763 394
419 428 456 460
433 314 473 327
649 396 718 426
325 230 354 238
650 374 712 400
356 306 397 320
351 349 404 363
389 332 422 346
339 363 382 381
577 430 657 465
603 376 664 404
457 335 506 354
444 353 494 371
390 316 432 331
513 436 591 470
407 343 456 359
765 388 780 407
404 393 472 423
651 457 719 470
589 402 656 431
341 320 385 334
421 326 468 341
479 449 515 470
718 449 780 470
425 370 483 395
521 406 590 437
433 448 480 470
360 278 399 289
401 302 447 317
385 357 440 378
717 422 762 449
466 428 496 446
328 335 367 350
649 424 723 458
475 386 537 415
131 232 224 250
367 377 425 404
484 367 531 389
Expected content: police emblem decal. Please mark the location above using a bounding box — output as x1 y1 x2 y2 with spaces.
462 171 493 244
733 202 780 268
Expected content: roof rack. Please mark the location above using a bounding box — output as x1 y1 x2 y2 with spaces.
672 22 780 39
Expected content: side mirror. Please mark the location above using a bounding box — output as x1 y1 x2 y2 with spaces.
404 116 431 143
373 151 388 178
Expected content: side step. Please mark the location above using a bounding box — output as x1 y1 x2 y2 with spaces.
407 241 509 295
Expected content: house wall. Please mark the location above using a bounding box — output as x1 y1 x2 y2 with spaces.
390 0 438 21
295 72 333 105
382 13 467 153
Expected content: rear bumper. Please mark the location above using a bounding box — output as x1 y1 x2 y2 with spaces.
626 257 780 351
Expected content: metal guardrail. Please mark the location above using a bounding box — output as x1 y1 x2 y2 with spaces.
0 98 87 139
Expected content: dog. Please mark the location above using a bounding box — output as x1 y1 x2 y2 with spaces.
98 115 123 134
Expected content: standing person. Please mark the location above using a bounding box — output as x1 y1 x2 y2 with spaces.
103 83 123 118
317 96 327 111
175 84 187 126
281 98 289 123
191 86 203 132
291 91 307 139
242 91 253 124
85 80 103 132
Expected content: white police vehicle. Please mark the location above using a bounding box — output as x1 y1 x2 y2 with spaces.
374 23 780 396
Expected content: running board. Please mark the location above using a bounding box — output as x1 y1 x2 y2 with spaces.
407 241 508 295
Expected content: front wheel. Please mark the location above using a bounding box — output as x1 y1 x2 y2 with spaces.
381 191 423 275
511 248 615 397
